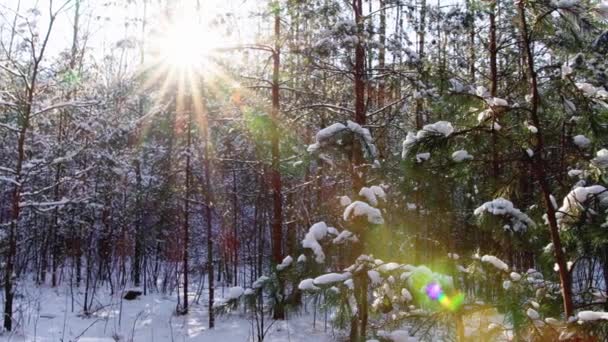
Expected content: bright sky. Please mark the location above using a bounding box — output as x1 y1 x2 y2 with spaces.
0 0 254 63
0 0 466 75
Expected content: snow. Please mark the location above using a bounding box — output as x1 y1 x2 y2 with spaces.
359 186 383 206
418 121 454 138
405 265 454 291
481 255 509 272
568 169 583 178
0 176 20 186
377 329 413 342
402 122 454 159
415 152 430 162
598 1 608 19
307 120 377 157
554 261 574 272
592 149 608 168
556 185 608 227
51 150 78 165
401 288 413 302
276 255 293 271
226 286 244 300
527 308 540 320
510 272 522 281
578 311 608 321
339 195 352 206
452 150 473 162
447 253 459 260
347 120 373 146
377 262 401 272
252 275 269 289
575 82 598 97
477 109 492 123
297 254 307 263
313 272 351 286
449 79 464 92
315 123 345 141
527 124 538 133
302 222 329 263
550 194 558 210
551 0 580 8
298 278 320 291
333 229 358 244
526 148 534 158
573 135 591 148
474 198 535 231
368 270 382 285
562 63 573 77
489 121 501 131
358 185 386 206
10 283 332 342
343 201 384 224
401 132 418 158
475 86 490 98
487 97 508 107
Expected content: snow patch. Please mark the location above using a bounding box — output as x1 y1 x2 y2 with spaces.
343 201 384 224
474 198 535 231
481 255 509 272
452 150 473 162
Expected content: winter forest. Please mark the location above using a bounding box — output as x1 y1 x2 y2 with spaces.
1 0 608 341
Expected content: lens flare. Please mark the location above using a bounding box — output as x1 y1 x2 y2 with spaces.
424 282 464 311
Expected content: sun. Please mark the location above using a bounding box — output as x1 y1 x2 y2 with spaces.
158 16 223 72
139 5 240 115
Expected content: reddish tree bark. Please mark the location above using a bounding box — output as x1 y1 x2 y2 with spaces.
517 0 573 317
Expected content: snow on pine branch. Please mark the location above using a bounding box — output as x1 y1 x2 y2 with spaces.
402 121 454 159
343 201 384 225
307 120 378 160
452 150 473 162
474 198 535 232
358 185 386 206
302 222 330 263
481 255 509 272
555 185 608 228
592 149 608 168
577 311 608 322
276 255 293 271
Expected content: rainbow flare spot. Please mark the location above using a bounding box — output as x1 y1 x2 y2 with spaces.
424 282 464 312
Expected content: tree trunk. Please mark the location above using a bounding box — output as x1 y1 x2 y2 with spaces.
181 107 191 314
202 98 215 329
516 0 573 317
270 3 285 320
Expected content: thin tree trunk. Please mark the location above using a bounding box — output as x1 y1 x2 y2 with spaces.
4 6 59 330
270 3 285 320
516 0 573 317
181 107 191 314
202 97 215 329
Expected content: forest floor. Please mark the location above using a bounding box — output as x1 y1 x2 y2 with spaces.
3 282 337 342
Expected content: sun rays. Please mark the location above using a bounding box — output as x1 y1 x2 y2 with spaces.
131 4 238 145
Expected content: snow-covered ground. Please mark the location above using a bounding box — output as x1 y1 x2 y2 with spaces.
3 283 335 342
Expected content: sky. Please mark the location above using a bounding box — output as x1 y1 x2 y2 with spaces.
0 0 466 71
0 0 254 63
